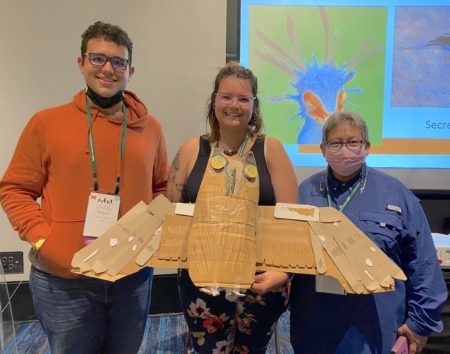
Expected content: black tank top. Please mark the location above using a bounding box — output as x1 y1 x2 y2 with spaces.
182 136 275 206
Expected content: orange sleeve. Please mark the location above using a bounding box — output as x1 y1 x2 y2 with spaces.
0 114 50 244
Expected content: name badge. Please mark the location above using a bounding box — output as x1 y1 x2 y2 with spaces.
83 192 120 239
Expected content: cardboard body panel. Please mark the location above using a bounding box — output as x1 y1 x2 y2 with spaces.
186 154 259 288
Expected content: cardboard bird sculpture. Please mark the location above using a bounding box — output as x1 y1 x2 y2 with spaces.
72 148 406 295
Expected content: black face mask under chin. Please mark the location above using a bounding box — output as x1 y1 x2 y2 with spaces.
86 87 124 109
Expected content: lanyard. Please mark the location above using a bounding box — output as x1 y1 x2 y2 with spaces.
87 102 127 194
326 178 361 212
237 132 250 158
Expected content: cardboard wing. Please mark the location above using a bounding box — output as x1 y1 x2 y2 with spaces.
72 196 406 295
254 204 406 294
71 194 175 281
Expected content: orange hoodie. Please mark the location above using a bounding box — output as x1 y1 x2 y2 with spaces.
0 90 169 277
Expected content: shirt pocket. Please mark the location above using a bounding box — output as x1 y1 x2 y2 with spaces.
359 210 403 260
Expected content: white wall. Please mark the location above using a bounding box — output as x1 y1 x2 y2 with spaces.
0 0 227 280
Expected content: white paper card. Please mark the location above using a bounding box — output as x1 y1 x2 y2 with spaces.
175 203 195 216
274 203 319 221
83 192 121 238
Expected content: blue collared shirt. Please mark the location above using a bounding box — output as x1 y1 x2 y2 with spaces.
290 166 448 354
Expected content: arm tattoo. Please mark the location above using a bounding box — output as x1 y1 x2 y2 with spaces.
168 150 186 201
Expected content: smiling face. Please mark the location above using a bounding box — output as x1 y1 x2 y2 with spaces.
213 76 254 133
77 38 134 98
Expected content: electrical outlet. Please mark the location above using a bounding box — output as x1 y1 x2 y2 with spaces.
0 251 24 274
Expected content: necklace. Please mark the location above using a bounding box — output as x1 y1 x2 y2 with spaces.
223 147 237 156
218 132 250 158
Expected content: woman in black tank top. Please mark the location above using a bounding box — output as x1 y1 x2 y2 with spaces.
183 135 275 205
167 62 298 353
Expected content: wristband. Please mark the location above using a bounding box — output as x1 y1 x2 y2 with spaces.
33 238 46 251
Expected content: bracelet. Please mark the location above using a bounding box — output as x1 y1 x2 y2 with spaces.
33 238 46 251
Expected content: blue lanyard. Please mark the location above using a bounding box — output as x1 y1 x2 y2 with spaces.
326 178 361 212
86 102 127 194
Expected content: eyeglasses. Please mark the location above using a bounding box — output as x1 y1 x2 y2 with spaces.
84 53 130 71
215 93 255 107
326 140 366 152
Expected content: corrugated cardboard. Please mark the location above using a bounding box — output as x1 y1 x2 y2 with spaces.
186 154 259 288
71 195 175 280
72 150 406 295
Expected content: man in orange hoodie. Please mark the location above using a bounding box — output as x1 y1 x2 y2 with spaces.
0 21 169 353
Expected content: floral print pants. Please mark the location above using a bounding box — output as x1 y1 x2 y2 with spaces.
178 270 289 353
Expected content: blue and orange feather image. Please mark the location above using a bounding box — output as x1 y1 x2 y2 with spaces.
249 6 387 146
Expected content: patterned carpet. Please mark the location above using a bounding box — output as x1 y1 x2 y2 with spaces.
4 310 450 353
3 312 293 353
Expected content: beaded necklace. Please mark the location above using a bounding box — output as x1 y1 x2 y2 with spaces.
223 147 236 156
217 132 250 158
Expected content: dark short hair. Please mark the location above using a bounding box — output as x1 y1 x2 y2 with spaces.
322 111 370 143
206 62 263 142
81 21 133 64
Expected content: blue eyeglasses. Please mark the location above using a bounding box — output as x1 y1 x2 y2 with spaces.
84 53 130 71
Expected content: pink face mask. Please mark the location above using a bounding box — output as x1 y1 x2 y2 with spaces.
325 147 367 177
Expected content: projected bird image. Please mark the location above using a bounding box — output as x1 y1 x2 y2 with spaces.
253 7 385 145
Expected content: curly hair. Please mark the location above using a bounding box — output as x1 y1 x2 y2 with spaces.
81 21 133 64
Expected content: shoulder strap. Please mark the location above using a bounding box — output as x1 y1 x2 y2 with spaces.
199 135 211 157
251 136 276 206
182 136 211 203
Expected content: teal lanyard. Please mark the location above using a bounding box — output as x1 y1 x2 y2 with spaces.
87 102 127 194
326 178 361 212
237 132 250 158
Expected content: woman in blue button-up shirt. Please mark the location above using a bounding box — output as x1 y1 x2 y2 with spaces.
290 111 447 354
